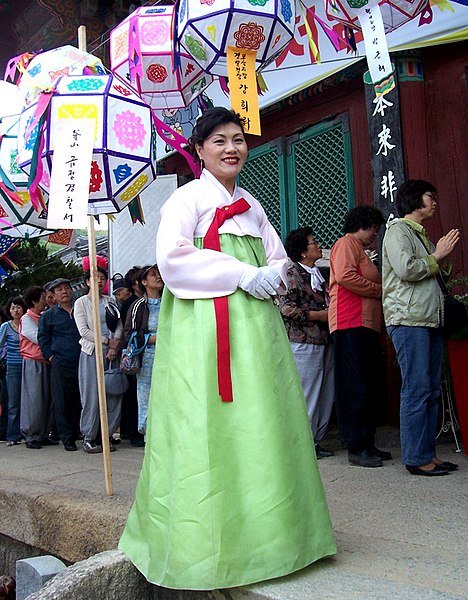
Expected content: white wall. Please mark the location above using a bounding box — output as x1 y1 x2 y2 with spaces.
108 174 178 277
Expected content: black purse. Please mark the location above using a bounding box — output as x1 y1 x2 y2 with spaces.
105 302 120 333
437 276 468 338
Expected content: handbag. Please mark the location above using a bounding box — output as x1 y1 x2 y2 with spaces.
438 279 468 337
105 302 120 333
120 331 150 375
104 360 129 396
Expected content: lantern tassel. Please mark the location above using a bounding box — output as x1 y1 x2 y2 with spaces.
219 77 230 97
128 17 144 84
128 195 145 224
0 181 25 207
151 111 201 178
27 113 47 211
306 6 350 52
299 3 320 64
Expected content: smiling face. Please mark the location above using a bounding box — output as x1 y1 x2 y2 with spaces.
195 122 248 193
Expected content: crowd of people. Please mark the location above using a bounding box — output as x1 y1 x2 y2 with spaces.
0 106 461 593
0 263 165 454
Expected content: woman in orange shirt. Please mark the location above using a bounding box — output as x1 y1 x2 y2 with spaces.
329 206 390 468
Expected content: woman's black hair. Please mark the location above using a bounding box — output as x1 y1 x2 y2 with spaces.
83 267 108 282
188 107 244 162
5 296 26 319
124 266 141 290
83 267 108 293
137 264 161 295
284 227 315 263
343 206 385 234
24 286 45 309
395 179 436 217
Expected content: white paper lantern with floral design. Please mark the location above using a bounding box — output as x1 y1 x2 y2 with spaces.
176 0 296 77
16 74 157 215
18 45 105 104
110 5 213 109
325 0 427 32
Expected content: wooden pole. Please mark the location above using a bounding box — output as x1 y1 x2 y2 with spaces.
78 25 114 496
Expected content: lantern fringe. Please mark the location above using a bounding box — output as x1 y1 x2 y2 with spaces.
128 195 145 224
151 111 201 179
4 52 36 85
299 3 321 64
0 181 24 207
430 0 454 11
27 113 47 212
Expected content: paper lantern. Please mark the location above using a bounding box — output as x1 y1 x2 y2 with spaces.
176 0 296 77
16 74 157 215
18 45 105 103
110 5 213 109
325 0 427 32
0 113 54 238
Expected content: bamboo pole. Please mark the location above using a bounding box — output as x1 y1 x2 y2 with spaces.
78 25 114 496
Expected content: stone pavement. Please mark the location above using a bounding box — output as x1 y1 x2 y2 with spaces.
0 431 466 599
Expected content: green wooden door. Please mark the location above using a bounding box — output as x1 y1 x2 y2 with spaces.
238 115 354 245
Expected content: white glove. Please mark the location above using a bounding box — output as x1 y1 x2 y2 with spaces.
238 265 283 300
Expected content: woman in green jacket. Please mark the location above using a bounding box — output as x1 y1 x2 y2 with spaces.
382 180 459 477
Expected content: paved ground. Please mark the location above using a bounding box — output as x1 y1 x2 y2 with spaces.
0 430 466 599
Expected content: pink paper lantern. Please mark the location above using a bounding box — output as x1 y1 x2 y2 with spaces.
110 5 213 109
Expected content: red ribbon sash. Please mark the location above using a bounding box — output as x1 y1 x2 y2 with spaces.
203 197 251 402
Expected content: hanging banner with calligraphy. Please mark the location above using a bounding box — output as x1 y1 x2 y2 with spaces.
47 120 95 230
358 4 392 83
364 68 405 227
226 47 261 136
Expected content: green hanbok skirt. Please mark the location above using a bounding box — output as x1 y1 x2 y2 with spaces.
119 234 336 590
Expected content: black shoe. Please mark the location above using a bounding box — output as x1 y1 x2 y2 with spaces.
110 436 121 445
348 449 383 468
315 444 335 459
434 461 458 472
370 446 392 461
25 440 42 450
40 437 59 446
130 438 145 447
406 465 449 477
64 441 78 451
83 440 102 454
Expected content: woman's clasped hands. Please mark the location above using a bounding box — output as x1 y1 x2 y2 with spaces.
238 265 284 300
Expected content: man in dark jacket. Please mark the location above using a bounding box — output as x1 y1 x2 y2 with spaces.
38 279 82 451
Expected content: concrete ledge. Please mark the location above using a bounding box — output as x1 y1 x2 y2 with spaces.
25 551 152 600
24 549 467 600
0 478 129 564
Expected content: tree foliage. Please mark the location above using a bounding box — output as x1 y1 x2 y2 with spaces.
0 239 83 306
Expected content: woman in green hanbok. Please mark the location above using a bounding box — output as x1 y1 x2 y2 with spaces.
119 107 336 590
